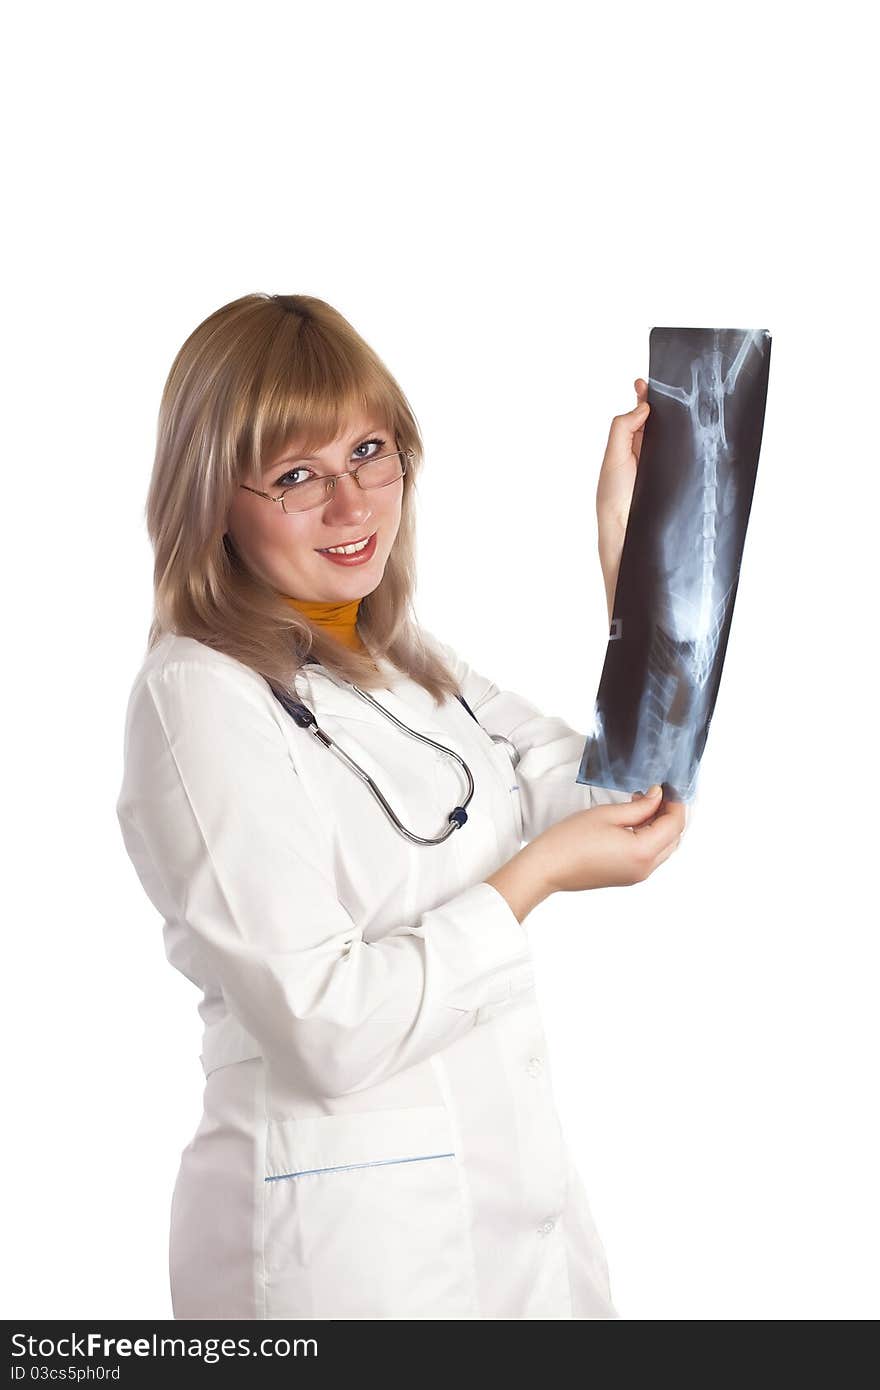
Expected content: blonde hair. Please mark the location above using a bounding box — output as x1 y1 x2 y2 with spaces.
145 292 461 703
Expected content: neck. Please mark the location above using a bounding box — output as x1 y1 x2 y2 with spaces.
281 594 365 653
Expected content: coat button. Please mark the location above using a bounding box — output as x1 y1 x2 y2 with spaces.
537 1218 556 1236
526 1055 544 1078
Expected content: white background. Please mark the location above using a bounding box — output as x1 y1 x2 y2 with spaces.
4 0 877 1321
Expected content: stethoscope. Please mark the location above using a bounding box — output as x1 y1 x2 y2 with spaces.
267 666 520 847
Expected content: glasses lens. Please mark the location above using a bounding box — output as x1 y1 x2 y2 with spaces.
358 451 405 489
280 478 329 513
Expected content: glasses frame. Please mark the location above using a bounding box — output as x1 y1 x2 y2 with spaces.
240 448 412 515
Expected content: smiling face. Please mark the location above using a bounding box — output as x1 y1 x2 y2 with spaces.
225 408 405 602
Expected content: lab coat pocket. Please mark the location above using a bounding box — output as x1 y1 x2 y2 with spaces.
262 1105 479 1320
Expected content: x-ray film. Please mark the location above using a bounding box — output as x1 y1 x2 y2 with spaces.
577 326 772 803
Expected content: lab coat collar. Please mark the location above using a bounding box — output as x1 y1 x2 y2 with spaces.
292 655 450 735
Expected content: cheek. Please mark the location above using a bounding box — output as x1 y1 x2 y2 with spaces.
242 511 282 554
279 514 318 548
383 482 405 523
228 498 312 562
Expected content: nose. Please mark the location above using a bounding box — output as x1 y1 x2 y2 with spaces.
321 470 372 527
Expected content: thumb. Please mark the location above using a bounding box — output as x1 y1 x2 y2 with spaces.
611 784 662 821
609 400 650 444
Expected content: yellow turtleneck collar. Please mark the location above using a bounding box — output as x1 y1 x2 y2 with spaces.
281 594 367 654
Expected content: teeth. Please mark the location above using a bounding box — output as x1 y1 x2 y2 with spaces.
322 536 372 555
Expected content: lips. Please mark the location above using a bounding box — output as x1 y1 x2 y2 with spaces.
316 532 374 552
315 531 378 565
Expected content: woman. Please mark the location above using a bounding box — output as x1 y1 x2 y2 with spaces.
116 292 686 1321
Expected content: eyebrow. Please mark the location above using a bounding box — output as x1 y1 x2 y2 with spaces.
265 424 387 474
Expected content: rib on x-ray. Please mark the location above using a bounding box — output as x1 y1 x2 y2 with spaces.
577 326 772 803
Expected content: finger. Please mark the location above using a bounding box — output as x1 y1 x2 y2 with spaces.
632 805 683 851
642 811 685 844
652 799 687 831
611 401 650 433
653 795 686 822
651 834 683 870
632 424 647 464
607 410 649 472
612 787 662 825
629 386 650 462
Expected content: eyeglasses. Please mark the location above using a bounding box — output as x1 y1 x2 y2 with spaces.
240 448 412 515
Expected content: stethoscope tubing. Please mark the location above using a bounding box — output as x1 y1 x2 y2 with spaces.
268 676 484 846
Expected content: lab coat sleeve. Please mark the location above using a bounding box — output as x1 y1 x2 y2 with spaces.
115 657 533 1101
421 628 634 843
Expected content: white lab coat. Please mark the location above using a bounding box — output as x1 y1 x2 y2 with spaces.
115 627 634 1320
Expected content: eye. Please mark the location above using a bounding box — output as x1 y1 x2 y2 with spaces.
275 465 313 488
353 435 387 460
